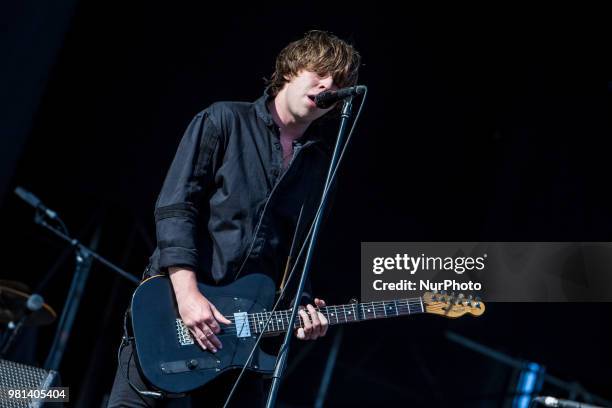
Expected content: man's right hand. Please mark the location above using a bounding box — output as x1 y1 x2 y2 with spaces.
168 267 231 353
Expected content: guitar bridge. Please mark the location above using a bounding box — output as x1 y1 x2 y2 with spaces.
176 319 194 346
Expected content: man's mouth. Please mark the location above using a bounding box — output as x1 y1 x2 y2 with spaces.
307 95 318 107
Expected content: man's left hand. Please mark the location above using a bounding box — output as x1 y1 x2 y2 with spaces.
295 298 328 340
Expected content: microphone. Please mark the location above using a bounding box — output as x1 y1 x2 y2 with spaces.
26 294 44 313
314 85 367 109
6 294 44 330
532 396 603 408
14 186 57 219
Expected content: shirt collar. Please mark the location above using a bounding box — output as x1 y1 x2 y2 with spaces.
254 88 276 128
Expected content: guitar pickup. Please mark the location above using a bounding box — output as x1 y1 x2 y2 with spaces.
234 312 251 338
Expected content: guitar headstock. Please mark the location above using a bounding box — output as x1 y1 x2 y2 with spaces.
422 291 485 318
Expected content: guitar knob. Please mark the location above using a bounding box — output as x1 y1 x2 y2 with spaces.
187 359 199 370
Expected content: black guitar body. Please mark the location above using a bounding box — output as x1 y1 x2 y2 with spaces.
130 270 481 394
131 273 278 394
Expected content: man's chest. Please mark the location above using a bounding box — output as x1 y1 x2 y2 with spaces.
279 134 295 169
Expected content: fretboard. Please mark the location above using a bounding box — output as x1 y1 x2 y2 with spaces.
243 298 425 335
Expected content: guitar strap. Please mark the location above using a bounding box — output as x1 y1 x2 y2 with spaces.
278 255 292 293
278 175 330 296
278 204 306 293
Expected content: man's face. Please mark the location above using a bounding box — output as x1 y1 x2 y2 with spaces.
281 69 339 123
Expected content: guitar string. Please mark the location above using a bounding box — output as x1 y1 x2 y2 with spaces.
207 300 430 336
218 300 425 329
218 298 426 320
219 300 425 325
213 298 478 336
217 294 477 322
199 294 480 336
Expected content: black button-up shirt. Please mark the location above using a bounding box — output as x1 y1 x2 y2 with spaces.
146 92 333 295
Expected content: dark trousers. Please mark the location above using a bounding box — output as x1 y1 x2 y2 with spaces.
107 340 265 408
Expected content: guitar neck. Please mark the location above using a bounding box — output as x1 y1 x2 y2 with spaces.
248 298 425 335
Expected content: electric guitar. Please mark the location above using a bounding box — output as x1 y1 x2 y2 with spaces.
130 273 485 394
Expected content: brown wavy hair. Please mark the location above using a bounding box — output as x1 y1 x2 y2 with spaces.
266 30 361 97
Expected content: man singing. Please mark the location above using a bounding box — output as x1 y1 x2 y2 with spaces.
108 30 361 407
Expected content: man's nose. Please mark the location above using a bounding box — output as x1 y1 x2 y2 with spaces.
318 76 335 90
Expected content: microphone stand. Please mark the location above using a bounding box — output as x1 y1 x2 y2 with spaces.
32 211 139 285
265 97 356 408
26 208 139 370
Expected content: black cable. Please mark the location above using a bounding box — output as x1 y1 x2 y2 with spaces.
116 310 167 405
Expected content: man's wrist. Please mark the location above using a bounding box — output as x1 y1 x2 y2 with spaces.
168 267 200 298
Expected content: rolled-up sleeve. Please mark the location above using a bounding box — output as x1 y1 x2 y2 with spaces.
154 111 223 271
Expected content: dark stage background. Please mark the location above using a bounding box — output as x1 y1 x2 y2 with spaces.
1 3 611 407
